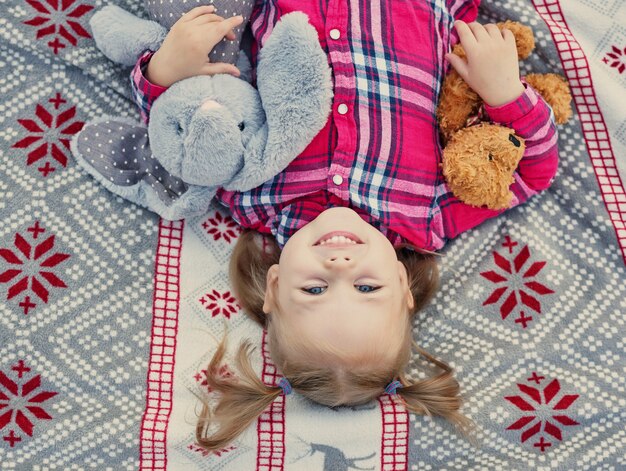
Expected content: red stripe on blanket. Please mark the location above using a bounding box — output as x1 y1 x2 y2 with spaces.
256 329 286 470
139 219 184 471
378 395 409 470
532 0 626 265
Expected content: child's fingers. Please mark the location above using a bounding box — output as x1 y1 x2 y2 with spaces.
454 21 477 48
214 16 243 41
467 22 490 42
200 16 242 47
220 15 244 33
193 13 225 24
502 28 516 47
484 23 504 41
202 62 241 77
445 53 469 81
195 15 238 40
181 5 216 21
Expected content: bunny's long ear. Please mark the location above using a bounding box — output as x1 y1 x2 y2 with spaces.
224 12 333 191
71 117 215 220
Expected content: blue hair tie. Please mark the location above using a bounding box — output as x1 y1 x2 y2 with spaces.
384 380 403 395
277 377 292 396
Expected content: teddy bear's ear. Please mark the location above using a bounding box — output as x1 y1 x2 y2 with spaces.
525 73 573 124
437 70 480 142
71 117 189 207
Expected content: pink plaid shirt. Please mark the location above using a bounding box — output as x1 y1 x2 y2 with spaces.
132 0 559 250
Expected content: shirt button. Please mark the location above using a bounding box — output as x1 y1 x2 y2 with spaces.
337 103 348 115
329 29 341 40
332 174 343 185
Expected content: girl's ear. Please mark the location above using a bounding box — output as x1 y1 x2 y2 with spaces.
398 261 415 310
263 264 280 314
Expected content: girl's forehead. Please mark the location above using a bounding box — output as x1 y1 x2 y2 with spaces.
278 309 407 368
274 292 408 361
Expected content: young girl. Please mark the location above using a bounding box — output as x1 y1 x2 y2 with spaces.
131 0 558 451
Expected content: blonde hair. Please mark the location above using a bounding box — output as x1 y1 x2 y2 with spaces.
196 230 472 452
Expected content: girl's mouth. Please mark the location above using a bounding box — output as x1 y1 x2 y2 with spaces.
314 231 363 246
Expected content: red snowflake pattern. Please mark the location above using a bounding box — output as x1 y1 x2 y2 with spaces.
188 443 236 458
23 0 93 54
12 93 84 177
0 360 58 447
193 364 234 393
481 236 554 328
0 221 70 315
199 290 239 318
602 45 626 74
505 372 579 452
201 211 241 244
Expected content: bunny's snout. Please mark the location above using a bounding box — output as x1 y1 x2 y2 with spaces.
180 105 245 186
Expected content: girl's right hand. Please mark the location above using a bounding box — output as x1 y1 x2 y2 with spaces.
146 5 244 88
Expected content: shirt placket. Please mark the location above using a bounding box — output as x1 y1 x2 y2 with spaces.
325 0 357 203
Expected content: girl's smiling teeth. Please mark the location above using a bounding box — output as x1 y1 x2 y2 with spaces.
318 235 358 245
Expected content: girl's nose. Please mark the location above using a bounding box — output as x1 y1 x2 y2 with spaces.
324 255 353 268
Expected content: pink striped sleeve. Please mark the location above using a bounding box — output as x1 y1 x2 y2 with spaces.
130 51 169 124
485 83 559 193
447 0 480 22
447 0 480 47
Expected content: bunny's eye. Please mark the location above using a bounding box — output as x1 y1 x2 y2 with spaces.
238 122 245 131
488 153 494 162
175 123 184 135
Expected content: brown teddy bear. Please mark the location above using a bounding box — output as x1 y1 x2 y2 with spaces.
438 21 573 210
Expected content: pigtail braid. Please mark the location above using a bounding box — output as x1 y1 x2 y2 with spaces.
196 337 282 452
397 345 474 434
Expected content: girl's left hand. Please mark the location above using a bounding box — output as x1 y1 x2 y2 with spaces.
446 21 525 107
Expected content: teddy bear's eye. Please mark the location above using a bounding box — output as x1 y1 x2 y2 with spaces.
238 122 245 131
488 153 494 162
509 134 521 148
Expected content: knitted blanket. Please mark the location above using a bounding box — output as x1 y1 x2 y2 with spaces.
1 0 624 469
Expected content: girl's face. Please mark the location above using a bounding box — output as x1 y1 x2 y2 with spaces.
263 207 414 363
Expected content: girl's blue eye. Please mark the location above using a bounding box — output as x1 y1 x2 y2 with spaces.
302 286 326 295
355 285 380 293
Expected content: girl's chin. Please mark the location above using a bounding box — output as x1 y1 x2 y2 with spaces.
311 208 363 231
316 207 360 222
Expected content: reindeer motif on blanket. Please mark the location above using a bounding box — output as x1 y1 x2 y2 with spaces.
293 434 376 471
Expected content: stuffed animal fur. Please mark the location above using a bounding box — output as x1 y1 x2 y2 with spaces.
71 4 333 220
438 21 573 210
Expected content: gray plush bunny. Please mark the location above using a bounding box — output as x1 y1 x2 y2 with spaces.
71 4 333 220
